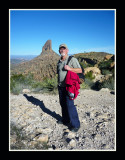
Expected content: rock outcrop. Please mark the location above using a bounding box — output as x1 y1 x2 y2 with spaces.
11 40 60 81
42 40 52 53
41 40 56 55
74 52 113 64
84 67 101 76
93 74 113 83
104 55 114 61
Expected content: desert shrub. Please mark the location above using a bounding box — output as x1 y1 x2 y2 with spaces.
91 81 102 91
80 82 89 89
80 78 94 89
10 73 58 95
85 71 95 80
10 74 23 92
10 73 34 95
10 123 29 149
41 75 58 94
80 72 96 90
10 83 23 95
101 76 115 90
98 59 112 69
31 81 44 92
101 69 112 75
91 76 115 91
79 62 87 69
79 62 93 69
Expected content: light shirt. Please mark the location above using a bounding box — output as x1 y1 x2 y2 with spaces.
57 55 81 87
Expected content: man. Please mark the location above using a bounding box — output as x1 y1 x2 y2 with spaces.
57 44 82 132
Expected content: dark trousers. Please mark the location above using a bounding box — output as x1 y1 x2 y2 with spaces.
58 86 80 128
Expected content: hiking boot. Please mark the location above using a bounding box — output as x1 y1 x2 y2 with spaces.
69 126 80 132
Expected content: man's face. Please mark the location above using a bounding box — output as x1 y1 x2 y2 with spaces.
59 47 68 56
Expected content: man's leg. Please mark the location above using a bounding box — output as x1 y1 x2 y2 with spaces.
66 95 80 129
58 86 70 124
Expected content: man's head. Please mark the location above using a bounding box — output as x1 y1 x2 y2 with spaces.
59 44 69 57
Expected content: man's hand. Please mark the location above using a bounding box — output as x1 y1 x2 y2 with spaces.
64 65 71 71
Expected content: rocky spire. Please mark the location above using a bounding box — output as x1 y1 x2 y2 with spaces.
41 40 53 54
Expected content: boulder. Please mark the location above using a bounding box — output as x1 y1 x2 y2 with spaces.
84 67 101 76
68 139 76 147
93 74 112 83
36 135 48 143
22 89 31 93
100 88 110 92
110 62 115 68
67 132 76 139
104 55 113 61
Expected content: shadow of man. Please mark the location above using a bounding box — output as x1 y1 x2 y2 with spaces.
23 94 62 122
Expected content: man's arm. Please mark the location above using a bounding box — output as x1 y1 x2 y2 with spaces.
64 65 82 73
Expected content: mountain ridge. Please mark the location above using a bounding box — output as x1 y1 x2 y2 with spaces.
10 40 114 81
11 40 60 81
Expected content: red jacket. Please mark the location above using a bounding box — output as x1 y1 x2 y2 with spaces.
65 71 80 100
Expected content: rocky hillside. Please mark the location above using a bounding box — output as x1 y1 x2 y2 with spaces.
10 89 115 150
11 40 60 81
74 52 114 65
10 41 115 91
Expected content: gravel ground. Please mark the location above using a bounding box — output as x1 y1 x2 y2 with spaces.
9 88 116 151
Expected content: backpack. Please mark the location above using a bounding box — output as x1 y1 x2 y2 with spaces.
66 56 85 84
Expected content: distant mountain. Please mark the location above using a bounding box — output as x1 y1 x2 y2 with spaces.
11 40 60 81
11 58 28 65
10 55 37 60
10 55 38 70
10 41 114 81
10 58 29 71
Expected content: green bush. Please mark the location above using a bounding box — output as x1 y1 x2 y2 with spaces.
85 71 95 80
101 69 112 75
98 59 113 72
91 76 115 91
10 73 35 95
80 82 89 89
10 83 23 95
80 78 94 89
91 81 102 91
41 75 58 94
79 62 93 69
101 76 115 90
10 73 58 95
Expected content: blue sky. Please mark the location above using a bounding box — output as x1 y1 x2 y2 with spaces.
10 9 115 56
